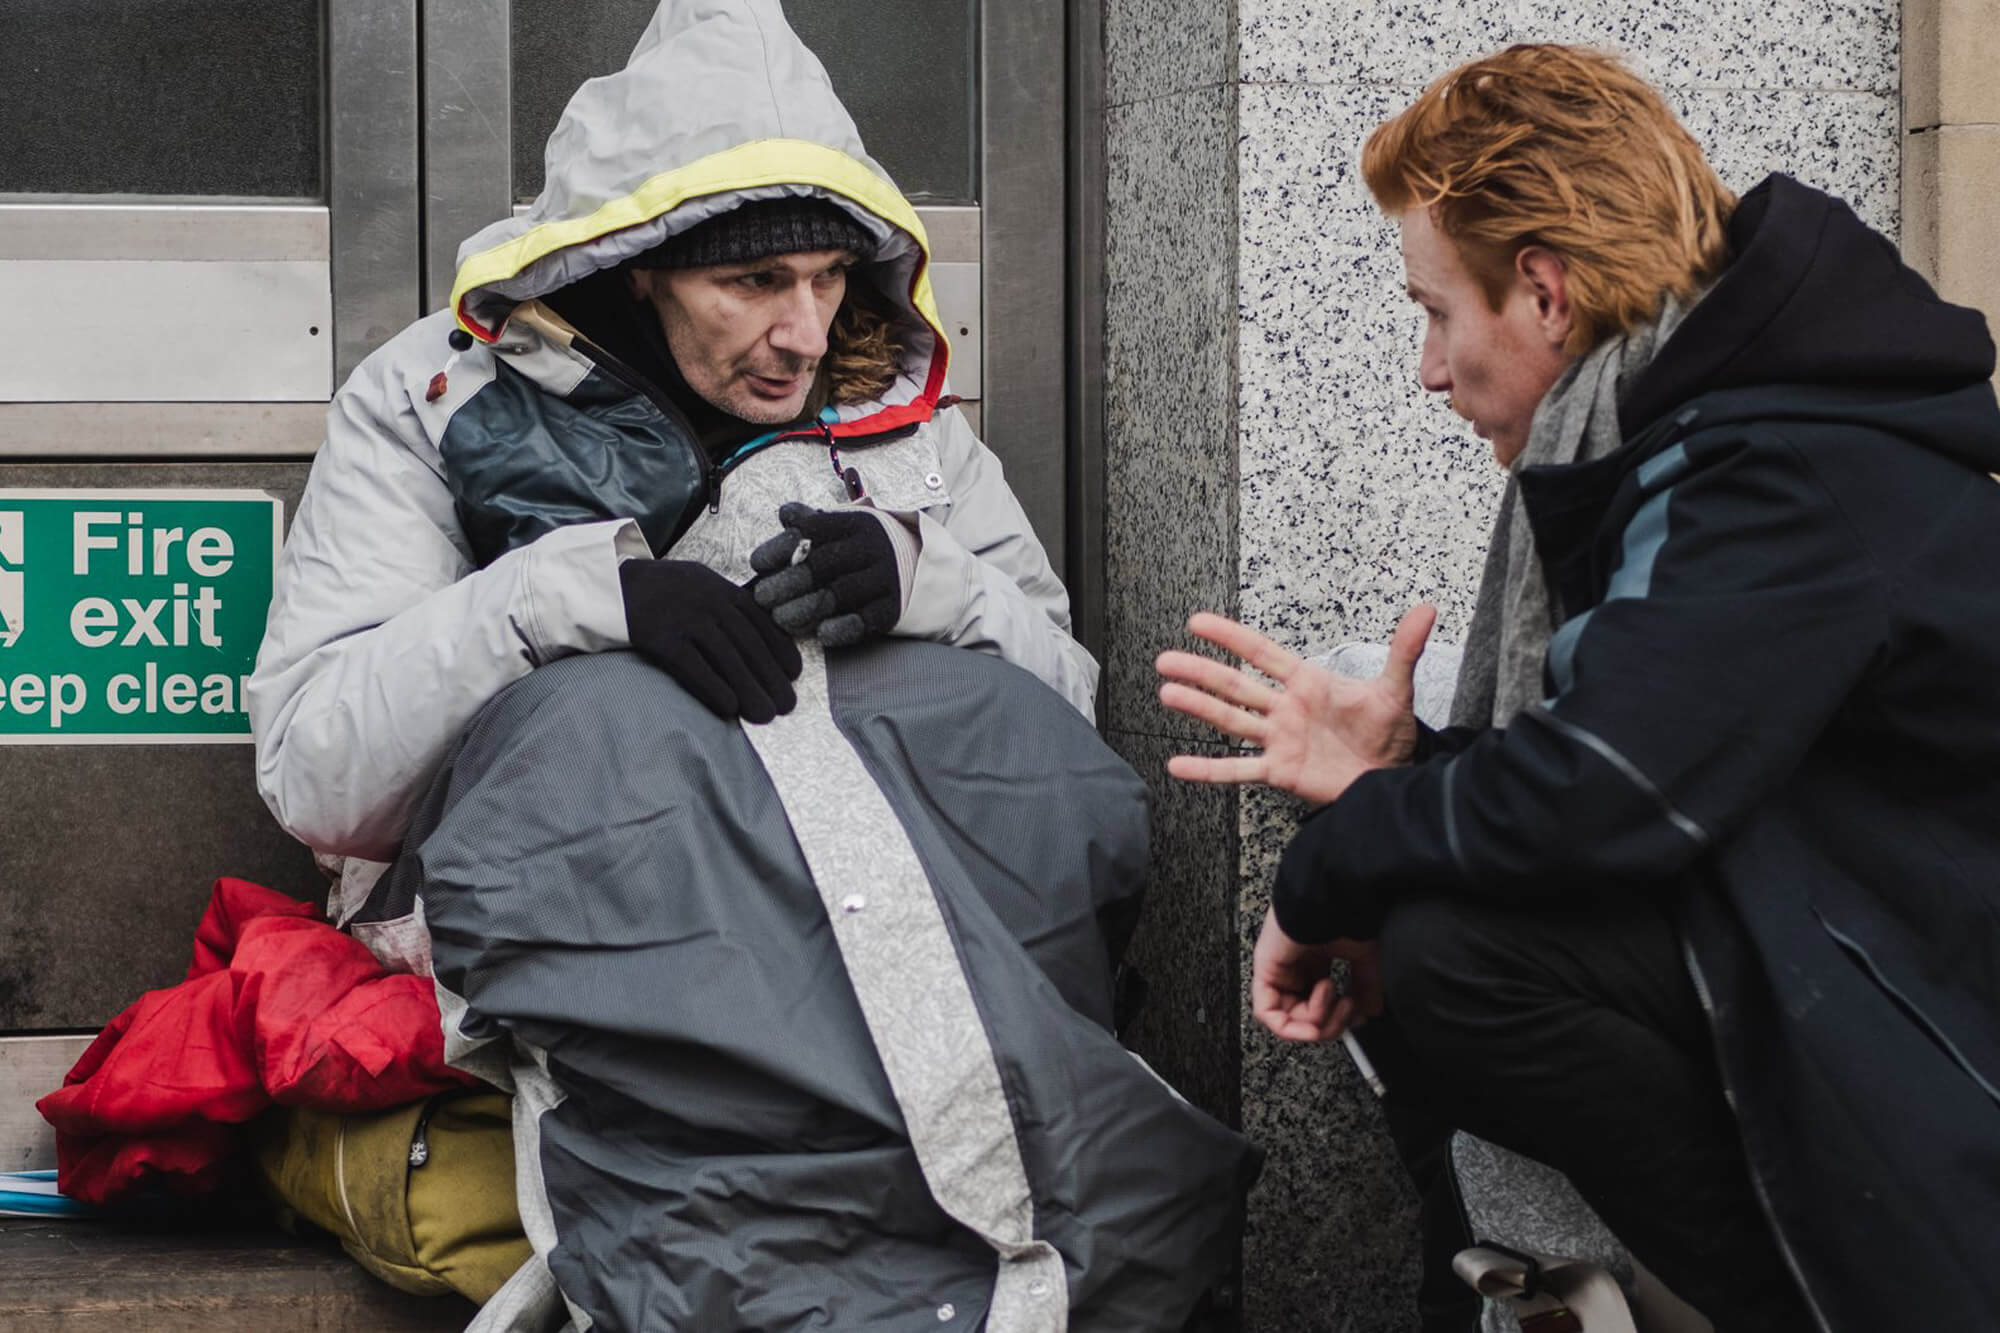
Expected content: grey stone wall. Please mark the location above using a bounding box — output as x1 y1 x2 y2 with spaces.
1103 0 1246 1141
1104 3 1900 1329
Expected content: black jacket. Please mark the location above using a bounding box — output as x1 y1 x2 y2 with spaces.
1275 175 2000 1330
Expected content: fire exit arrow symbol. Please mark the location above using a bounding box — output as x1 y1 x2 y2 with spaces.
0 512 22 649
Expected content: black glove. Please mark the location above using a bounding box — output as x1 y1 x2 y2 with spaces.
618 558 802 722
749 503 905 648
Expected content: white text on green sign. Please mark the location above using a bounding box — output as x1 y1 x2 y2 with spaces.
0 490 282 743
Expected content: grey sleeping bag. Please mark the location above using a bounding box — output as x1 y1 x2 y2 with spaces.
360 642 1256 1330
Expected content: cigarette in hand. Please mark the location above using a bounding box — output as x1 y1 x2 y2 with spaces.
1342 1030 1386 1097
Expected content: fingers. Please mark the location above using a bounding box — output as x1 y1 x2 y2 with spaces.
753 562 817 608
771 588 837 636
1253 977 1345 1044
1157 681 1269 745
1295 979 1356 1043
806 533 883 581
717 613 797 718
1301 975 1336 1031
742 597 804 678
1154 649 1280 713
661 638 737 719
1186 612 1303 683
812 591 898 648
751 509 894 648
816 612 867 648
1382 602 1439 691
825 563 898 611
697 624 779 724
749 527 802 576
1165 753 1267 786
1250 971 1290 1038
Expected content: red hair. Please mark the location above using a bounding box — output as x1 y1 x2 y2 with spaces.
1363 44 1735 353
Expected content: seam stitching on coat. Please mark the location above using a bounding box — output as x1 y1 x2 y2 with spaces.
1535 710 1710 850
1440 755 1470 876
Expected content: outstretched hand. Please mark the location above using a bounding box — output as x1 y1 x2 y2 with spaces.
1155 604 1437 807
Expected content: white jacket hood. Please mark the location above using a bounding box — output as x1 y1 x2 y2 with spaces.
448 0 950 422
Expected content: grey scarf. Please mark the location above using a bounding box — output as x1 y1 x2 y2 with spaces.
1449 294 1697 728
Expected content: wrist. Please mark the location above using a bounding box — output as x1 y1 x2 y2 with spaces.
1273 803 1388 944
869 508 921 616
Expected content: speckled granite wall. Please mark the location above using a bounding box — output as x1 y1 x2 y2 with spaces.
1106 3 1900 1331
1103 0 1245 1164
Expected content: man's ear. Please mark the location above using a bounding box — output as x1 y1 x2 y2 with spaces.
625 268 654 302
1515 246 1573 350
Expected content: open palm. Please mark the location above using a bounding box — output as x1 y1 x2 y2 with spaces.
1155 604 1437 807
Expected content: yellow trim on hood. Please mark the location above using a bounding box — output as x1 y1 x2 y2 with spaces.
449 138 945 356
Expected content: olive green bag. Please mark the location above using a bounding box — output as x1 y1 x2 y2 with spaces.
251 1091 532 1304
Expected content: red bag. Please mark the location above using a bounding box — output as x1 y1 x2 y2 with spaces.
37 877 474 1205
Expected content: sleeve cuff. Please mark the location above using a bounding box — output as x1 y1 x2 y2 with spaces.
863 506 923 616
1410 720 1487 763
896 511 974 639
518 518 650 661
1272 798 1393 944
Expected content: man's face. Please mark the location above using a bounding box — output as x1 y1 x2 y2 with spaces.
629 249 854 424
1399 208 1573 467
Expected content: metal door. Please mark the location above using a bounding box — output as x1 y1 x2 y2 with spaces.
0 0 373 1031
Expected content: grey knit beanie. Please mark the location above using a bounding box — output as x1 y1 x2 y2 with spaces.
632 197 873 270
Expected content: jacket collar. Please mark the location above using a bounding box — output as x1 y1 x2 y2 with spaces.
1517 405 1702 616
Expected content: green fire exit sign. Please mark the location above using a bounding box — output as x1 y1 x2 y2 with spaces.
0 490 282 743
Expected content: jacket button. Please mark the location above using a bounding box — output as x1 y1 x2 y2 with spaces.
924 472 943 489
936 1305 956 1321
841 894 867 914
1028 1279 1051 1297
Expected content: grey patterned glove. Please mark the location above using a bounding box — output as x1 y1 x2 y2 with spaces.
749 503 906 648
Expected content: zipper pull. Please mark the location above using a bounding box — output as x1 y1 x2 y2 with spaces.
426 327 475 403
821 420 864 501
409 1112 434 1168
707 460 723 513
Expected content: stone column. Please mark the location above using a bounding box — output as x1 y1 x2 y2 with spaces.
1904 0 2000 383
1104 4 1901 1330
1103 0 1245 1143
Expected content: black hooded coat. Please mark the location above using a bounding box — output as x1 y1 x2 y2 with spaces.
1275 175 2000 1330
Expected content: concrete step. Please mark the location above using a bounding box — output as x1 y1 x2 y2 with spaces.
0 1218 473 1331
5 1035 475 1330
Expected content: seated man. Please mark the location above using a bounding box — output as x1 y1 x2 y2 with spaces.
1158 43 1999 1333
250 2 1254 1328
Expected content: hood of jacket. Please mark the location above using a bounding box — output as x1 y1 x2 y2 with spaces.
1618 174 2000 474
446 0 949 434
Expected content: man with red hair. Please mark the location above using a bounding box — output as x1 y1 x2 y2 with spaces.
1159 43 2000 1333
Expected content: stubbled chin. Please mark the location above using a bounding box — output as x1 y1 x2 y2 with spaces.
731 394 808 425
735 404 803 425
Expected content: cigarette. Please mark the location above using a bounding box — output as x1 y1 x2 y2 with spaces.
1341 1030 1386 1097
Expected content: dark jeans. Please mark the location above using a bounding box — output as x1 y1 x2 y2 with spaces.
1356 893 1817 1333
